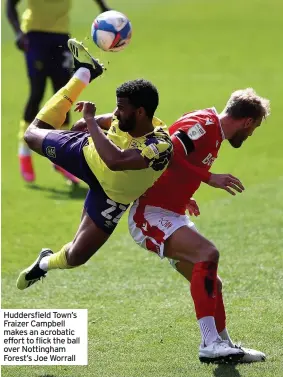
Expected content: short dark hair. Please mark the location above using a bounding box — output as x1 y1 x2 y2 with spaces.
224 88 270 120
116 79 159 118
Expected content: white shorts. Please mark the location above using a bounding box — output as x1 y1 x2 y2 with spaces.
128 200 196 258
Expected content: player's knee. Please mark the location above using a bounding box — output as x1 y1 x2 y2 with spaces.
207 244 219 263
24 122 42 150
23 125 34 147
200 243 219 263
24 121 49 153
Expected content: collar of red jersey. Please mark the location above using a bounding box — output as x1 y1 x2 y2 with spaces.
211 107 225 140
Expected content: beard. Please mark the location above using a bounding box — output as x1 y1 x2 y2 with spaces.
118 113 136 132
228 130 248 148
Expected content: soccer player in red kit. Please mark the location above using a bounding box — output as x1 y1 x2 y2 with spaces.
128 88 270 363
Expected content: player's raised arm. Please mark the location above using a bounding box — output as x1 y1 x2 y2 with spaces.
76 101 170 171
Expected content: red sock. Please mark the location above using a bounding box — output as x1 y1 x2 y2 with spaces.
190 261 217 320
215 291 226 333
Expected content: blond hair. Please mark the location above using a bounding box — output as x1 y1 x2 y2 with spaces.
224 88 270 120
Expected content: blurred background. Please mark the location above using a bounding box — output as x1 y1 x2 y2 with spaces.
1 1 283 376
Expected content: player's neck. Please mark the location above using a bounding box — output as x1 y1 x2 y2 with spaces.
128 120 154 138
218 113 236 140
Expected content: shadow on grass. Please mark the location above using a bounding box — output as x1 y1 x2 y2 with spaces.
28 183 88 200
213 363 242 377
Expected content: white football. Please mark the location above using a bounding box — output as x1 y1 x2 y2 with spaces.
91 10 132 52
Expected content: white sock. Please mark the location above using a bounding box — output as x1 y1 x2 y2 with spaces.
198 316 221 347
19 142 31 156
39 256 51 271
219 328 234 347
74 68 91 85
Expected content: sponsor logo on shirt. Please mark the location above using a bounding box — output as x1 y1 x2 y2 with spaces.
187 123 206 140
202 153 216 166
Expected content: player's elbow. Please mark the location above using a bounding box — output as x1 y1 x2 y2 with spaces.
104 150 146 171
104 151 127 171
105 160 122 171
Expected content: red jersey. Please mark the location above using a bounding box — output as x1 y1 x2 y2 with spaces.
139 108 225 214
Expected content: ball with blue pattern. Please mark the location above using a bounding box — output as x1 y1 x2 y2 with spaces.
91 10 132 52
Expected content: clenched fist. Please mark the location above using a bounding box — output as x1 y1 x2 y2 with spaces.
75 101 96 120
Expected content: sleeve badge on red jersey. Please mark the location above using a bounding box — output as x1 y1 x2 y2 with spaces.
205 117 214 126
187 123 206 140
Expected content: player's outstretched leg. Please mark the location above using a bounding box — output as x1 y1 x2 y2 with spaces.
68 38 104 81
16 211 110 290
16 248 53 290
169 259 266 363
24 39 104 155
36 38 104 129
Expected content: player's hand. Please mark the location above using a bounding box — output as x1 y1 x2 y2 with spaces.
207 173 245 196
16 31 29 52
75 101 96 119
186 198 200 217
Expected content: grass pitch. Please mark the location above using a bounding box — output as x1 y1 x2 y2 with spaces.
1 0 283 376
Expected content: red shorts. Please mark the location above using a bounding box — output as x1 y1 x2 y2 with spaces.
128 199 196 258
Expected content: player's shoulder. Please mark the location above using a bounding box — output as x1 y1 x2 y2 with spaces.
174 107 219 128
169 107 219 136
196 107 219 127
140 118 173 171
150 116 172 145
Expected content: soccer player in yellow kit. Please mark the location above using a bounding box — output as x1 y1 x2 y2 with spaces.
16 39 173 290
6 0 110 184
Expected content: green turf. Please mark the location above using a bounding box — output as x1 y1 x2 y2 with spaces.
1 0 283 376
